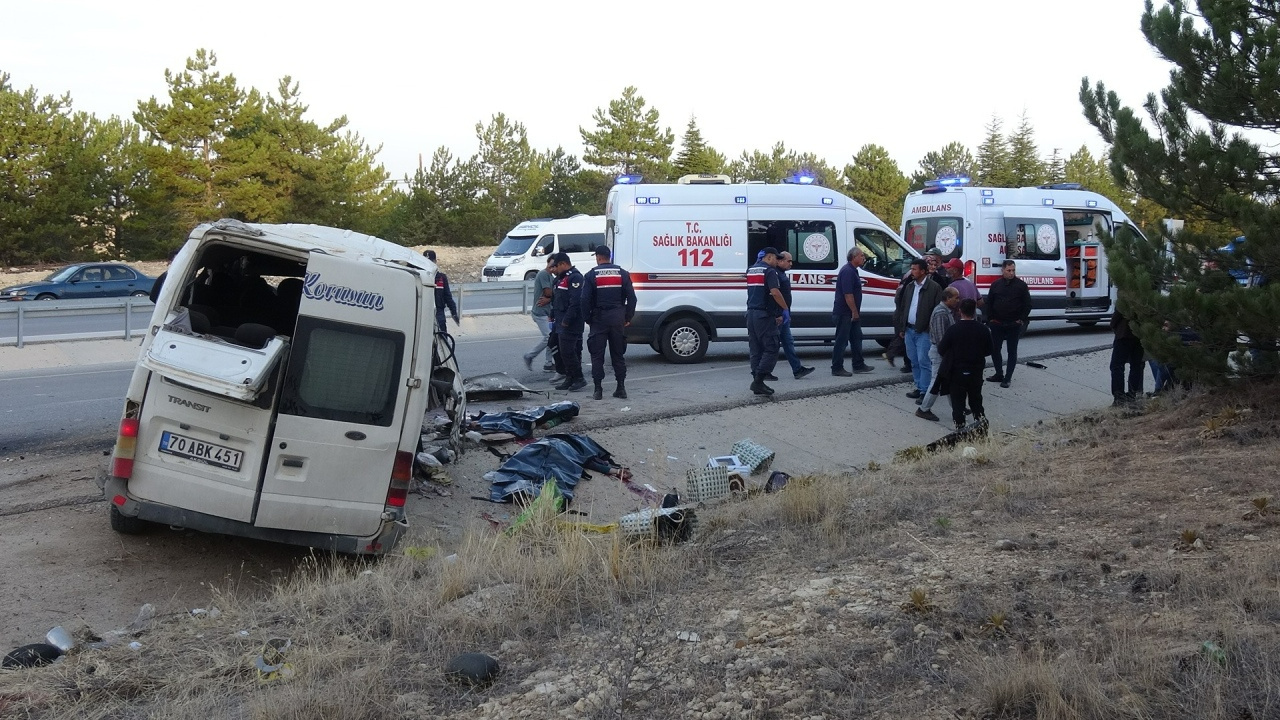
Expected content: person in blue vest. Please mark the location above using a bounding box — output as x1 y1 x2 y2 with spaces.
581 245 637 400
747 246 788 396
548 252 587 392
423 250 459 334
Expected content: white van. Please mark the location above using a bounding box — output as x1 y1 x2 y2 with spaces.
480 215 604 282
100 219 464 555
605 175 918 363
900 180 1144 324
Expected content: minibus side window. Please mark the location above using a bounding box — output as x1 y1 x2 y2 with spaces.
532 235 554 257
279 316 405 427
854 228 911 279
559 232 604 255
747 220 837 271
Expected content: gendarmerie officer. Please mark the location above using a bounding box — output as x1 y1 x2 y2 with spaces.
549 252 587 392
580 245 637 400
423 249 459 334
746 246 789 396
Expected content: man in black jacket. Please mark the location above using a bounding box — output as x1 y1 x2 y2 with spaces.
984 259 1031 388
937 298 993 429
549 253 587 392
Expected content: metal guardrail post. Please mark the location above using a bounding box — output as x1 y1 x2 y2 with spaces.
124 297 132 340
16 303 24 349
456 285 464 318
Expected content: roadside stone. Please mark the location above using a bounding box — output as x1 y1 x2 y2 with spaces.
996 539 1018 551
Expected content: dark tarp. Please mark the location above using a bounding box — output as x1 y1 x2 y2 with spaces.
469 401 579 439
486 433 615 503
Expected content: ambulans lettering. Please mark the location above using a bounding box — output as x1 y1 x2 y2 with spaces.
791 273 833 286
1022 276 1064 287
302 272 385 311
909 203 952 214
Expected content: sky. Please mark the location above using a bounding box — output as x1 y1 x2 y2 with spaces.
4 0 1176 183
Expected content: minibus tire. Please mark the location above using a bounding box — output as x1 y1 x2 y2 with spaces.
1072 320 1099 328
110 504 152 535
659 318 708 364
524 271 538 281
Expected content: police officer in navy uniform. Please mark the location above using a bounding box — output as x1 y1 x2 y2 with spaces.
746 246 789 396
548 252 587 392
581 245 637 400
423 250 459 334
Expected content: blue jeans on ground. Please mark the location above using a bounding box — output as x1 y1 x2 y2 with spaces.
831 314 868 370
1148 360 1169 392
778 322 804 374
905 328 932 393
919 346 943 411
525 314 553 365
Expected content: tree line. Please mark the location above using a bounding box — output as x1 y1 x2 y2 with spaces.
0 48 1190 266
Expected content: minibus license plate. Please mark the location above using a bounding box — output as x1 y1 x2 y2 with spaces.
159 431 243 471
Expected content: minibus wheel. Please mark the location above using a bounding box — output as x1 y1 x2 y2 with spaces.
659 317 708 363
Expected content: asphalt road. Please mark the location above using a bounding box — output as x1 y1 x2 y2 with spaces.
0 318 1112 456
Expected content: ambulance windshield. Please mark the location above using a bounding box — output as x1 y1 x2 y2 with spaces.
494 234 539 256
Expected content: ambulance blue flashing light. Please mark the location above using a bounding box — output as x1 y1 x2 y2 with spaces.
615 174 644 185
982 198 995 205
924 175 971 188
735 196 747 204
1086 200 1098 208
981 189 994 197
821 198 833 205
636 197 648 204
782 172 816 185
1043 198 1055 206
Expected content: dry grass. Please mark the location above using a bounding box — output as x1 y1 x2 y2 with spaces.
3 385 1280 719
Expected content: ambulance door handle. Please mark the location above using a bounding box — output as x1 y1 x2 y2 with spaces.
1054 267 1064 271
282 458 304 468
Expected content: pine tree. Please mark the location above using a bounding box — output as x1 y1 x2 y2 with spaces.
842 144 910 229
909 141 976 191
1007 112 1046 187
1045 147 1067 184
580 86 675 181
726 142 840 186
974 115 1015 187
1080 0 1280 380
673 116 725 177
473 113 539 240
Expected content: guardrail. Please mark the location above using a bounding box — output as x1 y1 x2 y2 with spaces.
0 281 538 348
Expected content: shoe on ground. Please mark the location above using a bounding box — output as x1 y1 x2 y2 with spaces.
883 352 895 368
522 355 534 371
986 374 1004 383
905 389 923 399
543 363 556 372
764 373 779 382
794 366 815 379
916 409 940 421
592 386 603 400
613 385 627 399
852 365 874 374
1000 381 1010 389
832 368 853 377
566 379 588 392
915 397 923 405
899 366 912 374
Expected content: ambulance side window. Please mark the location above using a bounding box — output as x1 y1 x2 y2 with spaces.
905 217 963 260
1004 219 1060 261
854 228 911 278
747 220 837 270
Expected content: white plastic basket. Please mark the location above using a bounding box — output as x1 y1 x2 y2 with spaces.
685 465 731 503
618 506 696 539
731 439 775 475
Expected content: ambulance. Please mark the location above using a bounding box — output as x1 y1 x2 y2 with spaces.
605 174 918 363
900 179 1143 324
100 219 465 554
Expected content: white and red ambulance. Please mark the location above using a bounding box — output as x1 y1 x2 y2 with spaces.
900 179 1143 324
605 174 918 363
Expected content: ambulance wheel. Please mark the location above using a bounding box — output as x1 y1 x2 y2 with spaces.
659 317 708 364
110 505 152 535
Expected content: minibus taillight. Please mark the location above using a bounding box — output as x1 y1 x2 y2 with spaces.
964 260 977 280
386 451 413 508
112 418 140 478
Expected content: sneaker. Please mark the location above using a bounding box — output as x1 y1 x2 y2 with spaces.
764 373 779 382
905 389 923 399
916 409 939 421
1000 381 1010 389
852 365 874 374
542 363 556 372
566 379 588 392
523 355 534 371
986 374 1005 383
899 366 912 374
832 368 853 377
883 352 896 368
915 397 923 405
794 366 815 379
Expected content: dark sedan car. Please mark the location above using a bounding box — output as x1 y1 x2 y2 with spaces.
0 263 157 301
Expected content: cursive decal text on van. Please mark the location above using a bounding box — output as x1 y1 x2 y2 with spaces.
302 272 385 311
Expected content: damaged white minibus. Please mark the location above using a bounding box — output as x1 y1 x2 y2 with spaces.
100 219 463 554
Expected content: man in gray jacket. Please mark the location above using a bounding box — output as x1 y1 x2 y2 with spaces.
893 258 944 399
523 257 557 372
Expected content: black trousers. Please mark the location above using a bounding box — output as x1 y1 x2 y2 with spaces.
1110 336 1144 397
988 322 1021 380
949 370 984 427
558 328 584 382
588 322 627 383
747 309 780 376
548 327 564 375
